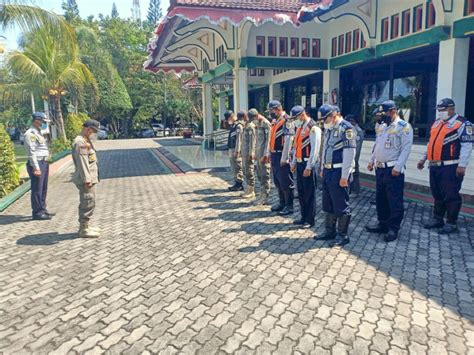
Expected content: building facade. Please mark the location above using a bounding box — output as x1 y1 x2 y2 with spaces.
145 0 474 140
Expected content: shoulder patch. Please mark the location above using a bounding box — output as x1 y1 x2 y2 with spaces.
466 125 473 136
345 129 354 140
397 120 407 126
286 122 293 129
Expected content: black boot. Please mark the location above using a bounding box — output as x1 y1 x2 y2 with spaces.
279 190 294 216
229 181 244 192
423 201 446 229
314 214 337 240
331 215 351 247
366 222 388 233
271 190 285 212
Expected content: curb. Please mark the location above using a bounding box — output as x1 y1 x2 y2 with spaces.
0 150 72 213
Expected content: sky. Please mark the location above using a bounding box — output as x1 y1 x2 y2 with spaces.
3 0 170 50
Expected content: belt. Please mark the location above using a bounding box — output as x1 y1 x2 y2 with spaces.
271 150 282 153
37 157 48 161
375 161 396 169
323 163 343 169
296 158 309 163
429 159 459 167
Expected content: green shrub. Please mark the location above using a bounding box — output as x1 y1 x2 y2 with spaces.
0 123 20 198
50 138 71 156
65 112 89 142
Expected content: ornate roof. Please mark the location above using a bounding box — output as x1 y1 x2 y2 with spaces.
171 0 320 13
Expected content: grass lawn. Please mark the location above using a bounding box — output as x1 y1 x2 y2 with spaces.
14 143 28 168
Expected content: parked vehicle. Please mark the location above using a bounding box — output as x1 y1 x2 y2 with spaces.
137 128 155 138
97 126 108 140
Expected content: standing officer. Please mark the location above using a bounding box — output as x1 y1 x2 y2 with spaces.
267 100 295 216
251 109 272 205
418 98 473 234
314 104 356 247
24 112 54 220
346 114 365 195
72 119 101 238
290 106 322 228
226 110 244 191
366 100 413 242
240 110 257 199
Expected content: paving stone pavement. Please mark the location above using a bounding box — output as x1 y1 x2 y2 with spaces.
0 138 473 355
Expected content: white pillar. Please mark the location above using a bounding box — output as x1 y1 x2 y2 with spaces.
218 96 226 121
269 83 281 101
202 83 213 138
437 38 470 115
233 68 248 112
323 69 340 105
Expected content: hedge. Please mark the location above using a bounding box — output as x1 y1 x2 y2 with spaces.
0 123 20 198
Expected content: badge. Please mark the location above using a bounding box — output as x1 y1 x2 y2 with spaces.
286 122 293 129
30 136 36 142
334 130 339 138
385 139 391 148
345 129 354 140
317 111 322 120
466 125 473 135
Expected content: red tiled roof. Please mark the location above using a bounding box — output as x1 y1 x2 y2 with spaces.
172 0 320 13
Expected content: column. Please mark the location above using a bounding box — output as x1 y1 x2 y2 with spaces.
323 69 340 105
218 96 226 122
269 83 281 101
233 68 248 112
202 83 214 139
437 38 469 115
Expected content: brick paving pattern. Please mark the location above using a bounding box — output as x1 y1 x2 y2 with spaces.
0 138 473 354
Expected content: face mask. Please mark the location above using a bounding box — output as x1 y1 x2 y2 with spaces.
89 132 98 141
438 111 449 121
270 112 278 120
40 123 47 130
380 114 391 125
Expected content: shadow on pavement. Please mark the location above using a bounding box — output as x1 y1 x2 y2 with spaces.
180 188 230 196
239 237 330 255
202 210 276 222
224 222 298 234
0 215 31 226
17 232 77 246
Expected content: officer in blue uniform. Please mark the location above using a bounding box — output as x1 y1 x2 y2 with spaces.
314 104 356 247
366 100 413 242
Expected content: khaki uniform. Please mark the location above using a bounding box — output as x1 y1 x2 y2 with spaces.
228 121 244 183
241 121 256 187
255 118 271 195
72 136 99 224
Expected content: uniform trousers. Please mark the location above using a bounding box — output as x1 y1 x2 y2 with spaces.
256 158 271 194
271 152 294 192
27 160 49 217
76 184 96 223
242 155 255 187
296 162 316 225
229 149 243 183
429 164 463 224
322 168 351 217
375 167 405 232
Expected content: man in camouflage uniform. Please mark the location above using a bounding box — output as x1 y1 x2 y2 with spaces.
226 110 244 191
251 108 272 205
240 110 257 199
72 119 101 238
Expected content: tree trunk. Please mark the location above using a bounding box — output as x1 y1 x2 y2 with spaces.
53 95 67 141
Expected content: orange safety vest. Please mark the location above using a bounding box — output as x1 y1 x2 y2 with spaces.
427 119 463 161
270 118 286 152
294 123 313 159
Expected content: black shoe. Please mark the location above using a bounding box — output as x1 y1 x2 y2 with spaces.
384 230 398 242
32 214 52 221
423 218 444 229
45 211 56 217
279 206 294 216
293 219 305 225
303 223 314 229
331 234 350 247
229 182 244 191
438 223 458 234
271 204 285 212
314 232 336 241
365 223 388 233
314 214 337 240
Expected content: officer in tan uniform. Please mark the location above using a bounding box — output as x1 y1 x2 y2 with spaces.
240 110 257 199
72 119 101 238
226 110 244 191
251 108 272 205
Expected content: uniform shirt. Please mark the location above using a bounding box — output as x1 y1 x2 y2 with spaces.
227 121 243 151
255 118 271 159
371 117 413 173
321 118 356 180
72 136 99 185
241 121 256 157
354 124 365 164
421 114 473 168
291 118 322 170
280 113 295 164
24 127 49 170
269 112 292 158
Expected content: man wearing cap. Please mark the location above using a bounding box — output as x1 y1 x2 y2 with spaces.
226 110 244 191
314 104 356 247
240 110 257 199
418 98 473 234
24 112 55 220
290 106 322 228
267 100 295 216
366 100 413 242
72 120 101 238
251 109 272 204
346 114 365 195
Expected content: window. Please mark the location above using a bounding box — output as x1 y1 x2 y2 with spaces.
312 39 321 58
256 36 265 56
361 32 367 48
291 38 299 57
381 17 389 42
257 69 265 76
345 32 352 53
427 1 436 28
353 29 360 51
413 5 423 32
268 37 276 56
402 10 411 36
279 37 288 56
331 37 337 57
301 38 310 57
338 34 344 55
249 69 257 76
391 14 400 39
468 0 474 15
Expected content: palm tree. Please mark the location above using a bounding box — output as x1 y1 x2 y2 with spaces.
2 25 97 140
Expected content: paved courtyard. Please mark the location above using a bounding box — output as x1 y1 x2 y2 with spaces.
0 138 473 354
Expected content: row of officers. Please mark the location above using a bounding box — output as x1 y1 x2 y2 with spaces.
225 97 473 247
